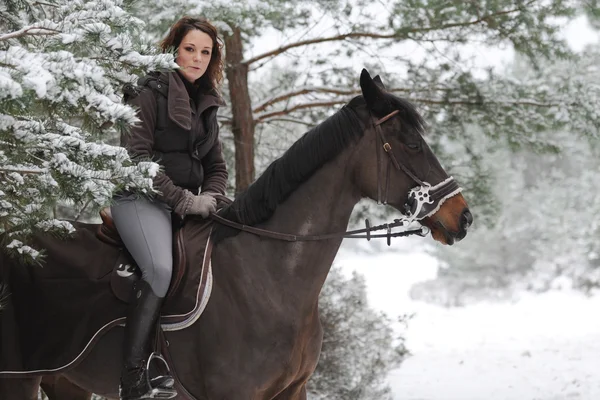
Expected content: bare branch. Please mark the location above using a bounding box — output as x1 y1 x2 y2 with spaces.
254 87 421 113
74 199 92 222
217 114 233 126
0 26 60 41
242 33 397 66
260 117 316 127
255 100 348 123
32 1 59 7
217 113 233 121
242 2 535 66
413 98 560 108
255 96 560 124
26 150 48 164
253 87 359 113
254 88 358 113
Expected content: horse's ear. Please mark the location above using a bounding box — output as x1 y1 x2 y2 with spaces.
360 69 385 110
373 75 386 89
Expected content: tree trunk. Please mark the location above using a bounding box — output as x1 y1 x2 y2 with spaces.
225 28 254 193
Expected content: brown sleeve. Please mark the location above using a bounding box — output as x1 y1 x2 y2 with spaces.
125 89 190 209
201 138 228 195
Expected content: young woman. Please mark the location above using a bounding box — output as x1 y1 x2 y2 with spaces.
112 16 228 400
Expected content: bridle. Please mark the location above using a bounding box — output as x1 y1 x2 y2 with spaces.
209 109 462 245
372 110 462 224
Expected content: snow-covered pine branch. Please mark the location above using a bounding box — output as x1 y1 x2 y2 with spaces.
0 0 177 261
0 26 61 41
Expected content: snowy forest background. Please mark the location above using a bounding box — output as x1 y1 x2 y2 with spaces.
1 0 600 399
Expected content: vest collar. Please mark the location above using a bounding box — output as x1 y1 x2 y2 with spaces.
163 71 224 131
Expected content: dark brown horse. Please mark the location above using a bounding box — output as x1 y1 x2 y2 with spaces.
0 70 472 399
40 375 92 400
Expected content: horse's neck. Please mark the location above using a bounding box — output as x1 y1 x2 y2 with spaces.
260 149 360 298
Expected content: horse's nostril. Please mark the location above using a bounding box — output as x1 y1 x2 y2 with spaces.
461 209 473 230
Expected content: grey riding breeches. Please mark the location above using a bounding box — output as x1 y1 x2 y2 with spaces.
110 194 173 297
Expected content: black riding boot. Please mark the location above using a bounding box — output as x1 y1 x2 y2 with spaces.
119 280 177 400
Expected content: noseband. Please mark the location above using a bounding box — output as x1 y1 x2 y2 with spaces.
372 110 462 223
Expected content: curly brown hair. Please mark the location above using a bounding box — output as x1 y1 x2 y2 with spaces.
160 16 224 93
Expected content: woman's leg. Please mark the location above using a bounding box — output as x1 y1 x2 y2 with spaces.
110 195 176 400
111 195 173 297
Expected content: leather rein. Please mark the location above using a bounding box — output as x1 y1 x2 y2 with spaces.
210 212 426 245
209 109 459 245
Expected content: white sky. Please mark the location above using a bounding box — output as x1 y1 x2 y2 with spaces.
562 15 599 51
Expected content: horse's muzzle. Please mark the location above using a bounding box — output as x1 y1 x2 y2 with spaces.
432 207 472 245
453 208 473 242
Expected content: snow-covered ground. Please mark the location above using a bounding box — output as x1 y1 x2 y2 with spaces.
335 242 600 400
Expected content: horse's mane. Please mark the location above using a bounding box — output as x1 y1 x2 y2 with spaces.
0 282 9 310
212 101 363 243
212 93 425 243
0 250 9 310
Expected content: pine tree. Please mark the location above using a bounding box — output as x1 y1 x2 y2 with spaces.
0 0 176 261
132 0 598 200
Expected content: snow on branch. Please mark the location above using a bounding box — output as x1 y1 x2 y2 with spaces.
0 0 174 261
0 166 47 175
0 26 61 41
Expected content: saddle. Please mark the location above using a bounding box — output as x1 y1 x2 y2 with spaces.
95 207 187 302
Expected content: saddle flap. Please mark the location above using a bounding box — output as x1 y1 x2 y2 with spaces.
98 207 122 247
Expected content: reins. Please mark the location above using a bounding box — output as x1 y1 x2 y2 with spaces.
209 212 428 245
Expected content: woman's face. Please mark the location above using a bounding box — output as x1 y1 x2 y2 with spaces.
176 29 213 83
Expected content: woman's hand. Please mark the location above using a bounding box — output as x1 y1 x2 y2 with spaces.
187 193 216 218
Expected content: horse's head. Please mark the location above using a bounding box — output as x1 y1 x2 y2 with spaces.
350 69 472 245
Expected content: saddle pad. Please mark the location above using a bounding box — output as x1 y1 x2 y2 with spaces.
0 218 213 376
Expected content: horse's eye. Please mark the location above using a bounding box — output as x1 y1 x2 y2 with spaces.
407 143 420 151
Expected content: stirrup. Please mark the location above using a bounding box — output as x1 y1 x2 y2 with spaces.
145 352 177 398
150 375 174 389
121 386 177 400
120 353 177 400
145 386 177 399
